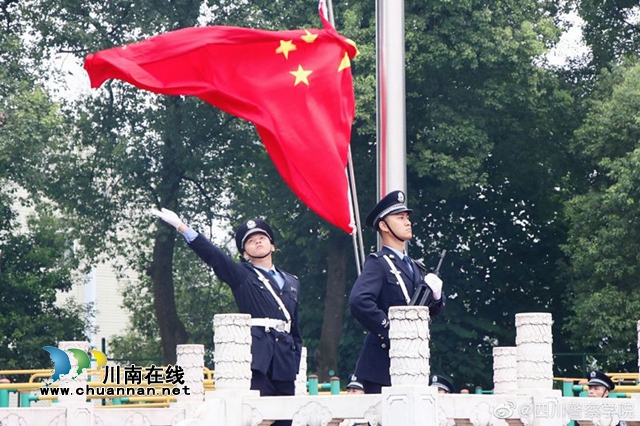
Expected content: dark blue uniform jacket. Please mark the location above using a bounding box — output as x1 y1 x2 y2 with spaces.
349 247 445 386
188 233 302 382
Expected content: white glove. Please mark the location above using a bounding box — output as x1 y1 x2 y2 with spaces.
150 207 184 230
425 273 443 301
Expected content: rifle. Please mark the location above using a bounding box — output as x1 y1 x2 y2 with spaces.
409 249 446 306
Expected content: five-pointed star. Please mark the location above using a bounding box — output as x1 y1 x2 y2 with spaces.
276 40 297 59
301 30 318 43
338 52 351 72
290 65 313 86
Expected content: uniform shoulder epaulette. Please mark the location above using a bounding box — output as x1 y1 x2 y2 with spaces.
281 270 299 280
369 249 388 259
414 259 429 273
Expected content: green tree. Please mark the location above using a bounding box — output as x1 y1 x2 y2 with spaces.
563 61 640 369
401 0 581 386
572 0 640 70
0 205 92 368
0 1 91 369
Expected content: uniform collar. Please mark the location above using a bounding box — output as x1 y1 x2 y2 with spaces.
253 265 278 275
383 245 406 259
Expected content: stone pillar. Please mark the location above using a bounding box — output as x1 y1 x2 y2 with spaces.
383 306 436 426
515 314 564 426
57 341 93 425
195 314 258 426
176 344 205 402
295 347 308 396
388 306 431 386
493 346 518 394
516 313 553 390
213 314 252 390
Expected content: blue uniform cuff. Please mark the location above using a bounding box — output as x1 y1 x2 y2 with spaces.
182 227 198 243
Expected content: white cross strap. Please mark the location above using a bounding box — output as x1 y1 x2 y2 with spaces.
382 255 411 305
253 268 292 325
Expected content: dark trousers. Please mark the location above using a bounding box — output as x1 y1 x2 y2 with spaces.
251 369 295 426
360 379 383 394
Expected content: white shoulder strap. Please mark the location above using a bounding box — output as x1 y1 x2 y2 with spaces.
382 255 411 305
253 268 292 323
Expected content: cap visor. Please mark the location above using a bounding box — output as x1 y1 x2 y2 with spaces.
241 228 270 246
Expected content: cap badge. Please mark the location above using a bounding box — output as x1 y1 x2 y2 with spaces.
432 376 438 382
247 220 256 229
590 371 596 378
397 192 405 203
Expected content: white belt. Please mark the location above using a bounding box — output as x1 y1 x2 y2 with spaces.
251 318 291 333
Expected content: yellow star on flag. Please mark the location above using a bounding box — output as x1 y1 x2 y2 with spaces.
276 40 297 59
290 65 313 86
345 38 359 57
338 52 351 72
301 30 318 43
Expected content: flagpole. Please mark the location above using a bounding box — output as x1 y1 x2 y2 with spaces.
326 0 366 273
348 150 365 274
376 0 407 250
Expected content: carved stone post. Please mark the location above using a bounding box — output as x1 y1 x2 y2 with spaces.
191 314 258 426
515 313 553 390
383 306 436 426
295 347 308 396
493 346 518 394
213 314 252 390
388 306 431 386
176 344 205 402
57 341 93 425
515 313 563 426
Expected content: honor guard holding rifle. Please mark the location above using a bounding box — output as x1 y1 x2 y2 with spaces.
151 208 301 425
349 190 446 394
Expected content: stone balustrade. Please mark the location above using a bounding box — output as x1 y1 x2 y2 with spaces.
1 309 640 425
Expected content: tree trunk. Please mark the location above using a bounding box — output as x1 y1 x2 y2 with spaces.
150 226 188 364
149 95 189 364
315 230 350 382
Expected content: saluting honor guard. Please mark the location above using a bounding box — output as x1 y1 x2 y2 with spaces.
152 208 301 426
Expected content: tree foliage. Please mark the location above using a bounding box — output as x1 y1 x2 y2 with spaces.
0 2 92 369
572 0 640 69
0 207 93 369
563 61 640 369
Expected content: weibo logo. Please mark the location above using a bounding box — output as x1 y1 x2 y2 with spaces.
43 346 108 383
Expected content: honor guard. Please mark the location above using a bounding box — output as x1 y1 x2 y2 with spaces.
430 374 455 394
586 370 615 398
349 190 446 394
575 370 625 426
346 374 365 394
152 208 301 426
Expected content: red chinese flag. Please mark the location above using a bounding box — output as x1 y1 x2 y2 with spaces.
84 18 357 233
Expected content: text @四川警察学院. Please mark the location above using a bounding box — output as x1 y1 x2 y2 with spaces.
492 398 635 420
